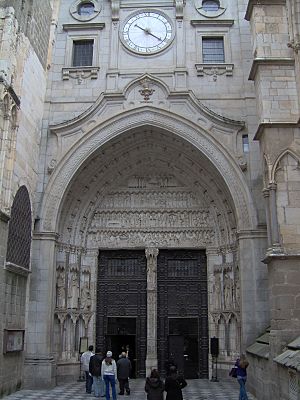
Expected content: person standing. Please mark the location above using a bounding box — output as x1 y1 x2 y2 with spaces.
101 351 117 400
89 349 105 398
81 345 94 394
164 366 187 400
117 351 132 395
145 369 164 400
235 354 249 400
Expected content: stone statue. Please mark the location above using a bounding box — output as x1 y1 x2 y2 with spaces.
56 271 65 309
224 273 233 309
235 279 240 308
68 271 79 309
80 281 92 311
213 274 222 310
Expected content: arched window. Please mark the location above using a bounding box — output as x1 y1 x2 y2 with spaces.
202 0 220 12
78 2 94 16
6 186 32 269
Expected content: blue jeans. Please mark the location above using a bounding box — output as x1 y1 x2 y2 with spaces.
103 375 117 400
93 376 105 397
238 377 248 400
85 371 93 393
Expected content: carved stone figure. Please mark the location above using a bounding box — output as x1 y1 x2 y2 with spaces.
213 274 222 310
68 271 79 309
80 281 92 311
224 273 233 309
56 271 65 309
235 279 240 308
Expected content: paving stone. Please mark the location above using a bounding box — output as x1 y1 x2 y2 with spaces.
2 379 256 400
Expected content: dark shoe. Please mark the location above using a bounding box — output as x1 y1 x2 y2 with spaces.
118 392 124 395
126 390 130 395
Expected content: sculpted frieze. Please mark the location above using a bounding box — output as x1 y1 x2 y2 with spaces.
90 209 211 230
98 190 200 209
87 228 215 248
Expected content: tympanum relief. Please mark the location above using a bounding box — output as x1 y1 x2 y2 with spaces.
86 174 230 248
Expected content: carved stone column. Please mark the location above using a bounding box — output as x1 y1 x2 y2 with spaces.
262 188 272 248
269 183 281 250
145 247 159 376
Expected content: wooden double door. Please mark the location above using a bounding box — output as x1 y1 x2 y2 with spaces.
96 249 208 378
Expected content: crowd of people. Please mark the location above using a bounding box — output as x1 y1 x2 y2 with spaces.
80 346 187 399
81 345 249 400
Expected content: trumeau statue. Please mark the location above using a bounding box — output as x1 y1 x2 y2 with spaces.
56 271 65 309
80 281 92 311
224 273 234 309
68 271 79 309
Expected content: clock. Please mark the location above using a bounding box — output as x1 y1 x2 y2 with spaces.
121 10 174 55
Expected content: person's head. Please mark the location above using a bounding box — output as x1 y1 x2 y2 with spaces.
150 369 160 379
88 345 94 352
106 350 112 358
169 365 177 374
121 352 126 358
95 348 102 355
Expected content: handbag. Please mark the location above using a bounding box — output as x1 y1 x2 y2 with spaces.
229 367 238 378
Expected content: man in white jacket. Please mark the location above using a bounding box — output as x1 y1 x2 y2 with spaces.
81 345 94 393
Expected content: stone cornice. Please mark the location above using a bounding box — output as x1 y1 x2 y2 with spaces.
62 23 105 31
237 228 267 240
49 73 245 135
33 231 59 241
191 19 234 27
4 262 31 277
262 251 300 264
245 0 286 21
0 209 10 223
248 58 295 81
254 121 300 141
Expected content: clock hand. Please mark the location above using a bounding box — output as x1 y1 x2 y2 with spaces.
134 24 162 41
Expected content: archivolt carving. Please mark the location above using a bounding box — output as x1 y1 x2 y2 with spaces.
41 109 256 232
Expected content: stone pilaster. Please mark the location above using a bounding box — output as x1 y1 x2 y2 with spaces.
145 247 159 376
23 232 58 389
268 183 282 251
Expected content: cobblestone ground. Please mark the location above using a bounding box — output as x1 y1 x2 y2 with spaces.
3 379 256 400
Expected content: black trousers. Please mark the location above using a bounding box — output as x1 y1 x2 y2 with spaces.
119 378 130 394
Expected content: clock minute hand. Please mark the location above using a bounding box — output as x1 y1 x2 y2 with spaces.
135 24 162 41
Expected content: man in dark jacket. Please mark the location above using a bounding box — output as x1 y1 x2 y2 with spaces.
117 352 132 395
89 350 105 398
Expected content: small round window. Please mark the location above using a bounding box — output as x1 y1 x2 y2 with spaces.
78 2 95 16
202 0 220 11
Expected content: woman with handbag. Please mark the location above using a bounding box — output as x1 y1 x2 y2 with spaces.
235 354 249 400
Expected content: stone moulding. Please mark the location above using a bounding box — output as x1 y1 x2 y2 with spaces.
245 0 286 21
195 63 234 80
41 107 256 233
248 58 295 81
4 261 31 277
62 67 100 83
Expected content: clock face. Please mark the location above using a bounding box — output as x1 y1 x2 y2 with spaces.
121 11 174 55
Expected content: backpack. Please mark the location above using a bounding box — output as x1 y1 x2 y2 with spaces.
89 355 101 376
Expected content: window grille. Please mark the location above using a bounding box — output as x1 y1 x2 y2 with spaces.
202 0 220 12
202 38 225 63
6 186 32 269
242 135 249 153
78 2 95 16
72 40 93 67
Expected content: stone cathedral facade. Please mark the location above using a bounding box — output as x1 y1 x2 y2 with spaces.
0 0 300 399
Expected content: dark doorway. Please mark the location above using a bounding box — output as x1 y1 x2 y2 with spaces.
96 250 147 377
168 318 199 378
158 250 208 379
106 317 137 377
106 334 136 378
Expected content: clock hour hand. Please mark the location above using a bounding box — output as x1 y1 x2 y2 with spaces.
135 24 162 41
